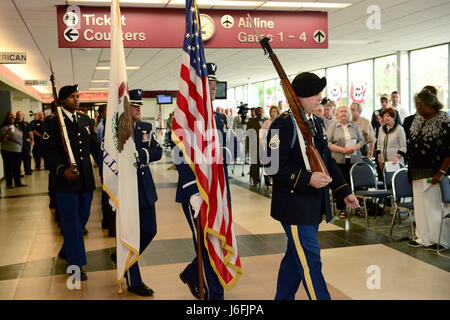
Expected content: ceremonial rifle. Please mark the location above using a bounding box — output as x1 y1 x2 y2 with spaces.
247 14 329 175
49 58 77 169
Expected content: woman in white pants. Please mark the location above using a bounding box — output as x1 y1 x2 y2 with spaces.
406 88 449 251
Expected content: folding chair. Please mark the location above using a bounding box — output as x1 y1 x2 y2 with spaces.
389 168 415 240
437 175 450 258
363 157 384 189
350 162 392 227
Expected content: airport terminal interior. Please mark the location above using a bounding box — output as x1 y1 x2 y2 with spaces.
0 0 449 301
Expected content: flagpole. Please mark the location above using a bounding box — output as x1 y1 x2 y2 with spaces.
196 216 204 300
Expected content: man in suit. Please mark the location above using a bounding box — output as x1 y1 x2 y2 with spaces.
265 72 360 300
41 85 100 281
122 89 163 296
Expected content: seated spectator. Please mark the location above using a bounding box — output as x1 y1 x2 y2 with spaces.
327 105 364 218
0 112 26 188
376 108 406 174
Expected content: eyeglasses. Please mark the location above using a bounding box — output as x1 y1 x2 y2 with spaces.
415 102 428 108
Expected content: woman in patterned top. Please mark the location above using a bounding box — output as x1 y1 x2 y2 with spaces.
406 88 449 251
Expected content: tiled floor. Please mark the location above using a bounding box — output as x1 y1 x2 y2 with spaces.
0 152 449 300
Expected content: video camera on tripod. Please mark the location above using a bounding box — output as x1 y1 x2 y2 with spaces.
237 103 250 123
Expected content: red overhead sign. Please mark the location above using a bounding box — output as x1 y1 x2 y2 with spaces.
57 6 327 49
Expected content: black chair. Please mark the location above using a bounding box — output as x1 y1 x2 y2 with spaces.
389 168 415 240
363 157 384 189
437 175 450 258
383 163 405 191
350 162 392 227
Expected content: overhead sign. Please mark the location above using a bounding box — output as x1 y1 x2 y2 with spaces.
0 52 27 64
57 6 327 49
25 80 49 86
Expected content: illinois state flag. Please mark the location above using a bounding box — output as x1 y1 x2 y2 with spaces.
172 0 242 288
103 0 140 285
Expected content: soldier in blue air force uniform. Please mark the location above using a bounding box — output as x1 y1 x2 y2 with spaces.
41 85 100 281
265 72 360 300
123 89 163 296
175 62 237 300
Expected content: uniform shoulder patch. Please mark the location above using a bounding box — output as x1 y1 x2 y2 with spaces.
269 134 280 149
282 111 291 118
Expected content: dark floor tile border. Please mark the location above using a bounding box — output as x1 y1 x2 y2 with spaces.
1 227 428 282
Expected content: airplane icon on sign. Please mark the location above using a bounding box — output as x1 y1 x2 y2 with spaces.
221 15 234 28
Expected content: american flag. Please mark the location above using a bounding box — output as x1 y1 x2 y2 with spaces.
171 0 242 288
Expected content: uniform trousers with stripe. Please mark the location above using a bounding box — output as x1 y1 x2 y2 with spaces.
275 224 331 300
181 203 224 300
125 205 157 287
56 191 93 267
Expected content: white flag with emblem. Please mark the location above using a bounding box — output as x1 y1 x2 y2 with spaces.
103 0 140 286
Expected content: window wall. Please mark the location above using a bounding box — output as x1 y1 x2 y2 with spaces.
410 44 448 111
374 55 397 108
326 65 348 107
348 60 374 119
225 43 449 117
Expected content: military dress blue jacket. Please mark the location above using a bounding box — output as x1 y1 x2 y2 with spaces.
134 121 162 208
266 111 351 225
174 112 237 204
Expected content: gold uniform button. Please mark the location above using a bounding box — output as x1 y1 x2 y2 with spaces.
80 149 82 152
78 133 80 136
290 190 294 193
79 141 82 144
80 157 83 160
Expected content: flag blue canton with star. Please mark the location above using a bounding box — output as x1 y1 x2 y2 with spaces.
184 0 208 78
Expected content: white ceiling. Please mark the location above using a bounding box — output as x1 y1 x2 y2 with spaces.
1 0 450 100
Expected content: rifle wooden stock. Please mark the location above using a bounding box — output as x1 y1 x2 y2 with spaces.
248 22 329 175
49 59 77 169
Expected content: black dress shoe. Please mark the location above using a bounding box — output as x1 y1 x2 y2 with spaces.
179 273 200 299
83 228 88 235
80 268 88 281
108 228 116 237
16 183 27 187
128 284 154 296
58 249 67 261
110 252 117 263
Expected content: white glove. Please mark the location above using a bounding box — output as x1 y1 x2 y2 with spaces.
189 193 202 219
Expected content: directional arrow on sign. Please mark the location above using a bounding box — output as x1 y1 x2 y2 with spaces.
313 30 326 44
64 27 79 42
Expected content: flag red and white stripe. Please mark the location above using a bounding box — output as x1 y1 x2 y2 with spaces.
171 0 242 288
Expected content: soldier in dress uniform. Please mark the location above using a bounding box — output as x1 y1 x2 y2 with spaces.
265 72 360 300
176 62 236 300
208 62 238 201
41 84 100 281
120 89 162 296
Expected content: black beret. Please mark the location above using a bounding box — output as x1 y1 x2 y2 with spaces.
292 72 326 98
58 84 78 100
